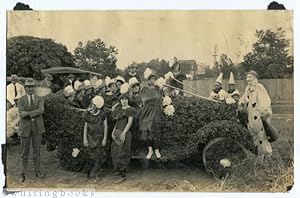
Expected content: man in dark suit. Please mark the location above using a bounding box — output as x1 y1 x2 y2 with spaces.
18 78 45 183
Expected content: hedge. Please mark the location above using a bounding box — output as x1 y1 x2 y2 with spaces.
43 94 255 172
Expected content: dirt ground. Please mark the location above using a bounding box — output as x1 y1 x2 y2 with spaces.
4 114 293 192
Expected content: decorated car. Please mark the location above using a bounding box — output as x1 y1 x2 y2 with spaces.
43 88 256 179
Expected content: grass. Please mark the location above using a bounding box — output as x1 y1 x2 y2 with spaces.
139 116 294 192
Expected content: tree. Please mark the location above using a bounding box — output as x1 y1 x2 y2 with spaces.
74 39 118 77
240 28 293 79
215 54 238 79
7 36 75 79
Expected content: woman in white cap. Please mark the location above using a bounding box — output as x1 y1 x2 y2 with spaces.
105 78 120 110
82 95 108 181
73 81 87 109
208 73 228 102
139 68 163 159
81 79 94 108
115 75 126 89
93 79 106 97
128 77 142 108
239 70 273 158
111 93 135 183
63 85 80 108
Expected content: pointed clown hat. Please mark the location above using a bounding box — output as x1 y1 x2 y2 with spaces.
215 73 223 84
229 72 235 85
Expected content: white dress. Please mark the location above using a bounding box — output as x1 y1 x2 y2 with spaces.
239 83 272 156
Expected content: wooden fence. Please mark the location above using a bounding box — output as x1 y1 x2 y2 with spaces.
183 79 294 102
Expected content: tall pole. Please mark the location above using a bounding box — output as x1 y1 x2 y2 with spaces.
212 45 218 67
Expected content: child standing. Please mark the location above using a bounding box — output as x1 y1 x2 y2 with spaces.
111 93 135 184
82 96 108 181
139 68 163 159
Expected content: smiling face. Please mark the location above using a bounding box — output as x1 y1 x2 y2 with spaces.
246 74 256 85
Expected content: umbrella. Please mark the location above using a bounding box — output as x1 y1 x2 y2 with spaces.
41 67 102 76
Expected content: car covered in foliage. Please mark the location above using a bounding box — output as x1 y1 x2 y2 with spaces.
43 91 256 179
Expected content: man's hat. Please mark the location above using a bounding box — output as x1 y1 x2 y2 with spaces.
246 70 258 78
10 74 18 81
24 78 36 86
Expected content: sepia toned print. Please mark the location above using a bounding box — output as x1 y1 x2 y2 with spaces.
5 10 293 192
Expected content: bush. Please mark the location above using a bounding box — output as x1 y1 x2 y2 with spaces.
43 94 255 172
43 92 86 171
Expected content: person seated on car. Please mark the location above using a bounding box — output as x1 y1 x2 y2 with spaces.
63 85 80 108
73 81 87 109
115 75 126 89
93 79 106 97
208 73 228 102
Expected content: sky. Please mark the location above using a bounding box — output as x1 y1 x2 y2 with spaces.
7 10 293 69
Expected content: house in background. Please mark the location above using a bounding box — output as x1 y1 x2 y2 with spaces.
177 59 198 79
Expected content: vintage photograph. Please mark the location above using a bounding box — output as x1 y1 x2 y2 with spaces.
5 10 293 192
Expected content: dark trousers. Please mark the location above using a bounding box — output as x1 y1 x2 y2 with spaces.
20 134 42 174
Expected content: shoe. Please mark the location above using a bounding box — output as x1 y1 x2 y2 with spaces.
146 147 154 159
19 173 25 183
154 149 161 159
35 171 45 179
114 176 126 184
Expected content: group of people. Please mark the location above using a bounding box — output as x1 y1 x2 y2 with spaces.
6 57 275 184
61 63 169 184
